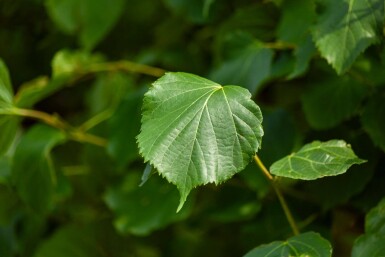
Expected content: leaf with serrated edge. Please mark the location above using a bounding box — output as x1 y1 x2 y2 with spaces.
270 140 366 180
244 232 332 257
312 0 384 74
137 72 263 211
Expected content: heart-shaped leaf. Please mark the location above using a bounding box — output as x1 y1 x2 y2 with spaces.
270 140 366 180
137 72 263 210
244 232 332 257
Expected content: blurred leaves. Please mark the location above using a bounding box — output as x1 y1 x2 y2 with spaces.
104 172 193 236
11 125 66 214
302 74 368 129
45 0 125 50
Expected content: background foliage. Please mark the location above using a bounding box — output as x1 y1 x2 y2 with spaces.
0 0 385 256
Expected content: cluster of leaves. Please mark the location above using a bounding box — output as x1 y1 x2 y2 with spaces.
1 0 385 256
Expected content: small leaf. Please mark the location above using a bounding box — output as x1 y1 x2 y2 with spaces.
270 140 366 180
45 0 125 49
11 125 66 214
139 163 153 187
137 72 263 210
104 173 192 236
243 232 332 257
312 0 384 74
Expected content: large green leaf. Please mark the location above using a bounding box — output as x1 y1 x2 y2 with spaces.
312 0 384 74
361 92 385 152
45 0 125 49
137 72 263 210
302 75 368 129
270 140 366 180
104 172 192 236
243 232 332 257
11 125 66 214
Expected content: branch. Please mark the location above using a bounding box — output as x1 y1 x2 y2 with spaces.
253 154 300 235
8 108 107 147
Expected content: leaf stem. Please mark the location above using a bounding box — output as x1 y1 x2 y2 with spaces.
6 108 107 147
253 154 300 235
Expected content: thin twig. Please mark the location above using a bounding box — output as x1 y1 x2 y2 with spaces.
7 108 107 147
254 154 300 235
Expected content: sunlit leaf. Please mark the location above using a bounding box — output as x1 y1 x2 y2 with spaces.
137 72 263 210
270 140 366 180
244 232 332 257
312 0 384 74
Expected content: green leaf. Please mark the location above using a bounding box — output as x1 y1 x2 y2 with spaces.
270 140 366 180
361 92 385 152
45 0 125 49
104 172 192 236
11 125 66 214
312 0 384 74
211 42 274 95
137 72 263 210
302 75 368 129
243 232 332 257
